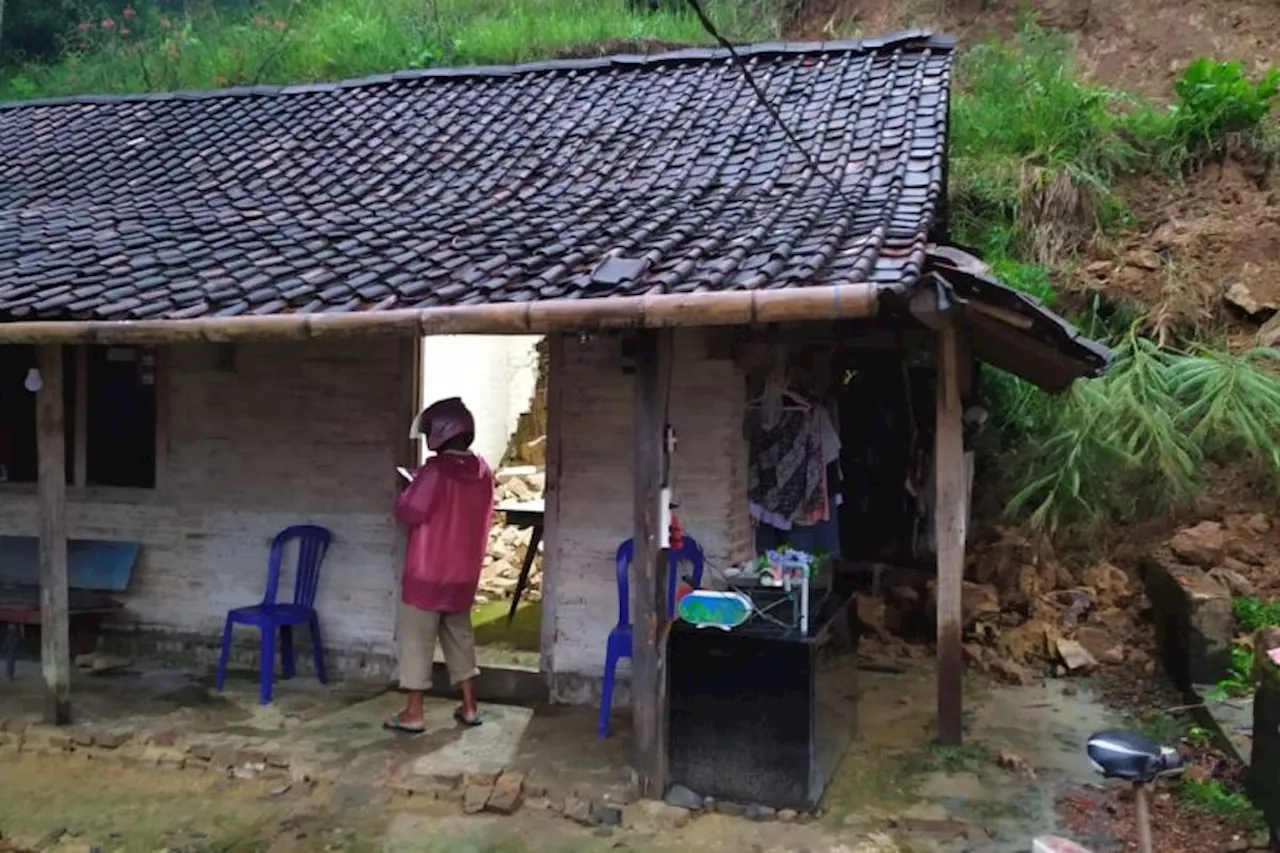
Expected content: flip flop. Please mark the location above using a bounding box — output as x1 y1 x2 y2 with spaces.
383 713 427 734
453 708 484 728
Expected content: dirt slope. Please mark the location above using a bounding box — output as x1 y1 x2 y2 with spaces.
788 0 1279 99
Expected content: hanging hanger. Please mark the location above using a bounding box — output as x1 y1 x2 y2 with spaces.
747 387 811 411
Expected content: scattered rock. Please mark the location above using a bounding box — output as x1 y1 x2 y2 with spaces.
485 771 525 815
622 799 691 832
463 782 494 815
777 809 798 823
745 803 777 822
925 580 1000 627
1169 521 1227 568
996 748 1037 779
1126 248 1162 271
663 784 704 811
1081 562 1131 602
1225 281 1277 317
1073 625 1118 661
713 800 746 818
1056 638 1099 674
1210 566 1257 598
268 783 292 797
1261 312 1280 348
563 795 594 826
590 805 623 827
999 618 1060 665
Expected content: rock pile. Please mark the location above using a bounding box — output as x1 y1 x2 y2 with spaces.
478 467 546 604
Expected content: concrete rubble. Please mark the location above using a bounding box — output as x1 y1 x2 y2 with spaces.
478 467 546 605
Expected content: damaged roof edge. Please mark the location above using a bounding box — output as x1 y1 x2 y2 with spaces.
926 245 1115 393
0 283 881 345
0 31 958 111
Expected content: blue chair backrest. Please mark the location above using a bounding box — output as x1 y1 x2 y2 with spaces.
262 525 333 608
613 536 705 627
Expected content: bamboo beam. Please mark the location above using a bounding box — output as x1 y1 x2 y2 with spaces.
36 344 71 725
0 284 880 345
631 328 673 797
934 324 966 747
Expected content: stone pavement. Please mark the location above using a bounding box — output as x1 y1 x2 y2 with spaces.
0 659 629 815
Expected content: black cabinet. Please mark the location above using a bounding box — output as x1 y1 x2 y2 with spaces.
666 592 859 811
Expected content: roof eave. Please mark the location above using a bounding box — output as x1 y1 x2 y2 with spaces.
0 282 881 344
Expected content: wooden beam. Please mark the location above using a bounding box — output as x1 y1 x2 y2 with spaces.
631 328 673 797
36 344 71 725
934 325 967 746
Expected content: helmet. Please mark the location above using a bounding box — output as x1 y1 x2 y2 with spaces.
411 397 475 452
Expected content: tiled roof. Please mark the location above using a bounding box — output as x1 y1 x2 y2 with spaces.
0 32 954 322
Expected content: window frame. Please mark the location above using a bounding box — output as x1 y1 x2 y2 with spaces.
0 343 168 504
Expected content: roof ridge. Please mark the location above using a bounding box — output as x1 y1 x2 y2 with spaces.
0 29 955 112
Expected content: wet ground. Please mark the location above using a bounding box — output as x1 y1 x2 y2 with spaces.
0 657 1155 852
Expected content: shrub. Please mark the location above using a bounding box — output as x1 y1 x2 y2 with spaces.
994 331 1280 538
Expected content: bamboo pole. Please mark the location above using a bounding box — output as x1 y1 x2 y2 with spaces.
0 284 879 345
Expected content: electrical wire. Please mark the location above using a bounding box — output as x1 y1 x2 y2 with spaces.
682 0 874 211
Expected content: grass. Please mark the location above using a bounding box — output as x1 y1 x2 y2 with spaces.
0 0 782 100
472 598 542 652
1179 777 1266 830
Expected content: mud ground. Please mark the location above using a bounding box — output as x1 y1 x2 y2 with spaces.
0 665 1142 853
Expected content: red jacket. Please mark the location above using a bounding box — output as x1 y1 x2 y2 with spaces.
395 451 494 612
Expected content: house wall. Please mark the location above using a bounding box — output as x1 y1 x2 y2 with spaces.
419 335 542 468
0 339 415 675
544 329 753 704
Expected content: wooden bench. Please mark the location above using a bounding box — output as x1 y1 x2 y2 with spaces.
0 536 140 679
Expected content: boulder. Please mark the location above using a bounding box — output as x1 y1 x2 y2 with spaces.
1055 638 1099 674
1080 562 1131 603
925 580 1000 628
1169 521 1227 568
1144 561 1234 688
1210 566 1257 598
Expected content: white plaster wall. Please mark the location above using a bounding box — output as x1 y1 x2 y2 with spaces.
419 335 542 468
544 329 752 704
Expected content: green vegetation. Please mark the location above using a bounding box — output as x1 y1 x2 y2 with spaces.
1234 595 1280 633
952 22 1280 538
0 0 780 100
1179 776 1266 829
1209 643 1258 700
5 5 1280 542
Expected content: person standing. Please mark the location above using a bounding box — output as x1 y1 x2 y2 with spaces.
385 397 494 732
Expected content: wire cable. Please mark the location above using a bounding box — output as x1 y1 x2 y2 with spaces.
683 0 868 209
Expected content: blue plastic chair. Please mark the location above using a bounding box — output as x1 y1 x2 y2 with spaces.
598 536 704 739
215 525 332 705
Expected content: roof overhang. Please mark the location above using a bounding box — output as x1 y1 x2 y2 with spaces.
919 246 1113 393
0 283 880 345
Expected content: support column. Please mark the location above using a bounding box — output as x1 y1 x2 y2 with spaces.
36 344 71 725
934 326 967 746
632 328 673 797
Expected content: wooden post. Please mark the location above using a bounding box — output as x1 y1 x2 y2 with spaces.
36 344 71 725
632 328 673 797
934 326 966 746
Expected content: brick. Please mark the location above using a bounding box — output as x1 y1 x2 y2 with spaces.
149 731 179 747
73 732 96 748
465 772 500 788
95 732 130 750
186 743 214 761
485 771 525 815
463 783 493 815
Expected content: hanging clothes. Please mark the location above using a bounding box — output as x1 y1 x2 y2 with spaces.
747 403 826 531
